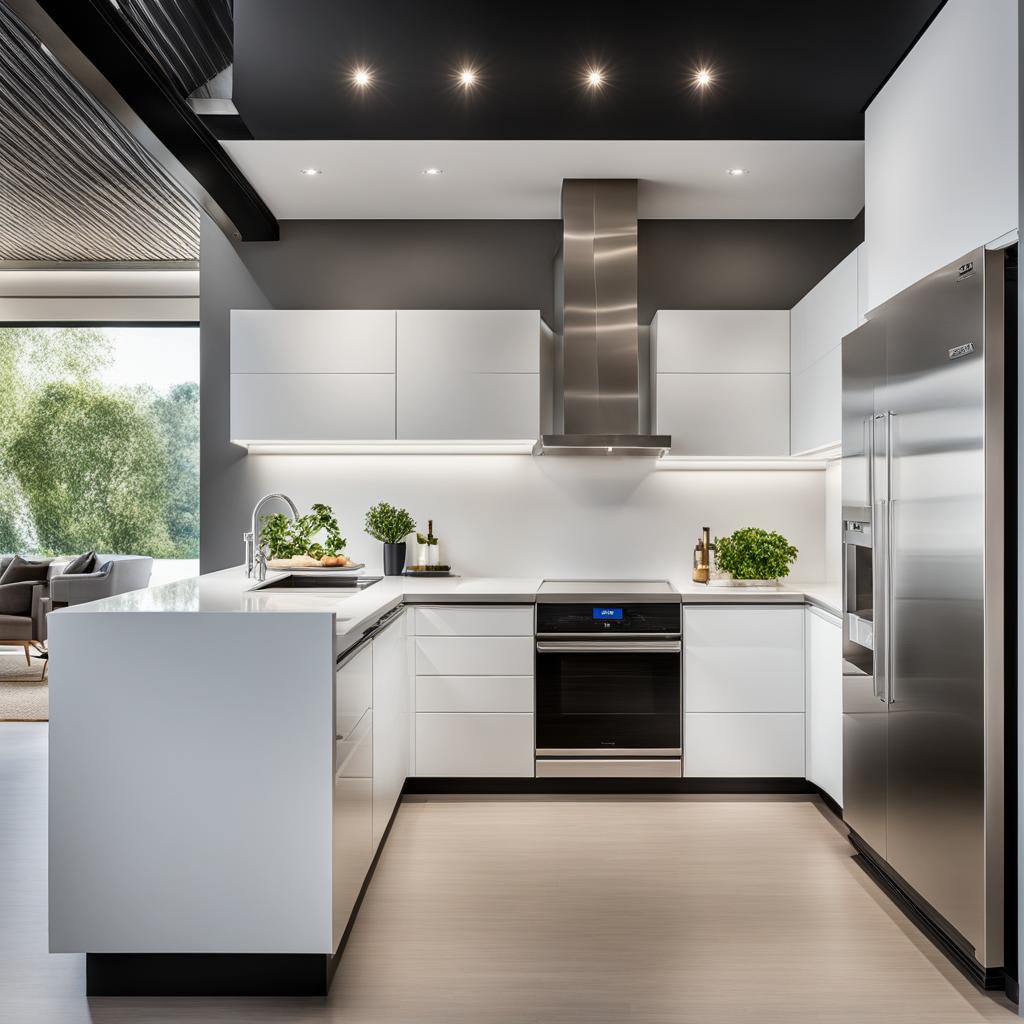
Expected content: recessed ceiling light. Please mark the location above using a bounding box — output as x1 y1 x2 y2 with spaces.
584 65 606 90
457 66 478 88
725 167 747 176
422 167 443 176
351 66 374 89
300 167 322 176
693 67 714 89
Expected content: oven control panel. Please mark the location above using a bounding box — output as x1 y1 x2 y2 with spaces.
536 602 681 635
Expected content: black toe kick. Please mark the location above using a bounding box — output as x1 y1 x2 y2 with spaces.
86 952 339 997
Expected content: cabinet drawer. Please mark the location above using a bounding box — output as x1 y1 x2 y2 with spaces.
416 675 534 713
415 636 534 676
415 605 533 637
684 713 804 777
684 607 804 713
415 713 534 777
336 643 373 737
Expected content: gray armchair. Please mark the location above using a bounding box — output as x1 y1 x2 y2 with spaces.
0 578 49 668
49 554 154 608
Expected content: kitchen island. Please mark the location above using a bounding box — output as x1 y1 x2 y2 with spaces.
47 568 840 996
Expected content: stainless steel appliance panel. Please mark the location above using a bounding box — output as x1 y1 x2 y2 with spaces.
882 248 1000 963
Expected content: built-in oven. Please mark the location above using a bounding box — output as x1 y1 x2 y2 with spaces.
534 599 682 778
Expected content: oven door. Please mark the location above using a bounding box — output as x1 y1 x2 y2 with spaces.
535 640 681 755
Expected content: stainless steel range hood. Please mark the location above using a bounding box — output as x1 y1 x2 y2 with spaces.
537 179 670 456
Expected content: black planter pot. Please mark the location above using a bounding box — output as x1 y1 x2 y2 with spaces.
383 542 407 576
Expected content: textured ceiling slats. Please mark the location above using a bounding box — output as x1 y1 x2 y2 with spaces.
115 0 232 98
0 3 199 262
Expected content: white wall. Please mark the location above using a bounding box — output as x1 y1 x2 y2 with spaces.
824 460 842 584
237 456 827 582
0 269 199 321
864 0 1018 311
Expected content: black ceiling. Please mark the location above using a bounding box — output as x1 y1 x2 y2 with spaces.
233 0 946 141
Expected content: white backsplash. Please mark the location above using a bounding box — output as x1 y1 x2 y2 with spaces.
237 455 828 581
824 460 843 583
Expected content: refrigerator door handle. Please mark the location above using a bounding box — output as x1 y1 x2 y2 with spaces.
871 413 889 703
885 411 895 703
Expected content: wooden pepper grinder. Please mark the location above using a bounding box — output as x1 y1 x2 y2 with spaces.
692 526 714 584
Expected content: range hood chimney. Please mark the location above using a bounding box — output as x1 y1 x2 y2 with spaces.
538 178 670 456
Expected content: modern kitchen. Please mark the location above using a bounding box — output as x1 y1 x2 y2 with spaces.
1 0 1020 1021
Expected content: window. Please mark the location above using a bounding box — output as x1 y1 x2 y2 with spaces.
0 325 199 581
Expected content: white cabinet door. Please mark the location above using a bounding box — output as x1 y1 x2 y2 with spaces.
415 636 534 676
805 607 843 806
230 372 396 442
416 675 533 713
652 310 790 373
396 310 541 440
684 713 804 777
415 605 533 637
684 607 804 714
231 310 396 373
336 642 373 739
656 373 790 456
789 252 858 376
790 346 841 455
415 713 534 777
396 310 540 373
863 0 1016 311
332 710 372 948
371 613 410 850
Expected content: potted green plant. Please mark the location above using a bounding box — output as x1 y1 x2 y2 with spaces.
364 502 417 575
712 527 798 587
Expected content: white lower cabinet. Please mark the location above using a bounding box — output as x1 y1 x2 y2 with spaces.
683 606 805 777
684 713 805 777
805 607 843 806
416 713 534 777
412 604 535 778
371 612 411 849
332 710 372 948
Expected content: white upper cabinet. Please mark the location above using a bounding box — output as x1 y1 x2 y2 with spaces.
231 309 396 373
651 310 789 373
396 310 544 440
864 0 1017 312
652 309 790 456
789 250 858 454
789 252 858 377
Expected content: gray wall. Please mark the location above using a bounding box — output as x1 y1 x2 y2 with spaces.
200 212 863 571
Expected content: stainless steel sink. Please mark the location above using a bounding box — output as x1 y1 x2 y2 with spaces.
250 574 382 592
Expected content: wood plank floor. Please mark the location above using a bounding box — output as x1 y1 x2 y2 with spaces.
1 722 1017 1023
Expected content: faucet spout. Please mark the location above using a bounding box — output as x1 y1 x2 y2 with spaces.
245 493 300 577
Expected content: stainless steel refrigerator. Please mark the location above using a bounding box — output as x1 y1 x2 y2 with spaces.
841 245 1014 988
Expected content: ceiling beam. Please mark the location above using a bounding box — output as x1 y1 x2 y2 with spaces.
7 0 278 242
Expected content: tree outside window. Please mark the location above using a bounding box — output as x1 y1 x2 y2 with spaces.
0 326 199 561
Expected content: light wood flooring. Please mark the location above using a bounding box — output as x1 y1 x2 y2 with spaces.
1 722 1017 1023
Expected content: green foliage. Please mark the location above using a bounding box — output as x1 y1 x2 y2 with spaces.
0 326 199 559
259 503 346 560
8 381 175 557
364 502 416 545
713 527 799 581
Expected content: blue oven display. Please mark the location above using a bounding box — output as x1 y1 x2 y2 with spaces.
592 607 623 620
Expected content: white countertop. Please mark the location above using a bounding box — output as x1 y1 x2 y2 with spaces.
59 566 841 652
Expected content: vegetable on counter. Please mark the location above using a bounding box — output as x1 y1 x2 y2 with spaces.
713 527 798 581
259 502 347 561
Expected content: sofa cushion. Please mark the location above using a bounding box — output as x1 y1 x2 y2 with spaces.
0 555 50 586
63 551 96 575
0 613 32 638
0 581 35 618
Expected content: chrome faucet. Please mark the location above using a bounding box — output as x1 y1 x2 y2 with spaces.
244 493 299 578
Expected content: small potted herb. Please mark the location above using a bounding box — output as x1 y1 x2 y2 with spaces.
712 527 798 586
364 502 417 575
